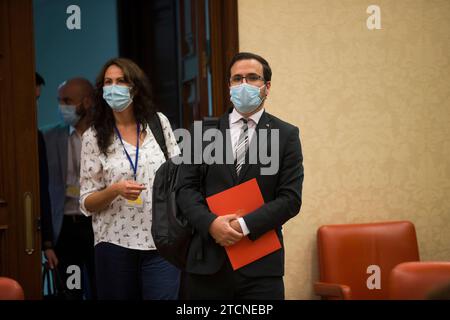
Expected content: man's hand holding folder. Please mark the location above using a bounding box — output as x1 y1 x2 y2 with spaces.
206 178 282 270
208 214 243 247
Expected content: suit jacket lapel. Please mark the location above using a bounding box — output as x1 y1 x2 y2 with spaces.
237 111 272 182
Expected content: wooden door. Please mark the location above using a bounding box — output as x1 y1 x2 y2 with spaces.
118 0 238 129
118 0 182 128
209 0 239 117
177 0 210 128
177 0 239 127
0 0 42 299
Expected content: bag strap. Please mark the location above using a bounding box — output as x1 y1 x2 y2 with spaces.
199 116 219 181
149 113 169 160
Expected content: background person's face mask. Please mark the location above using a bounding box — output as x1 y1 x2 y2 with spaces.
230 83 265 114
58 104 81 126
103 85 133 112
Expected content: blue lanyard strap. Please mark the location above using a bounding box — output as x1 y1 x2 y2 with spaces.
114 123 140 180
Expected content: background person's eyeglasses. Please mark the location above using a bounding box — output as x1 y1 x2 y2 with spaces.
230 73 265 86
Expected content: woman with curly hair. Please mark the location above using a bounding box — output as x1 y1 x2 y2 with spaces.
79 57 180 300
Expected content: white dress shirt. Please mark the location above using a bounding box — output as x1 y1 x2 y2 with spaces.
229 107 265 236
64 126 82 216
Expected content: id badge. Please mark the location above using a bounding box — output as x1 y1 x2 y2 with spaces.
66 185 80 198
126 194 144 208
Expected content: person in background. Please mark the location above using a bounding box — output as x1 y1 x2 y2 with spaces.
43 78 96 299
79 58 180 300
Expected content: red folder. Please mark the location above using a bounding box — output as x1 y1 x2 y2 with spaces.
206 178 281 270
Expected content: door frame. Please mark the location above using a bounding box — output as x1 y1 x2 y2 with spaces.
0 0 42 299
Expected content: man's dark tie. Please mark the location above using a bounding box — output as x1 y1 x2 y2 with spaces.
235 118 249 176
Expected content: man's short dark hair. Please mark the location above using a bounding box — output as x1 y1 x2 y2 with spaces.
228 52 272 83
35 72 45 86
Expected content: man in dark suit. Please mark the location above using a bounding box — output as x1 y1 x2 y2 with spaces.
177 52 304 299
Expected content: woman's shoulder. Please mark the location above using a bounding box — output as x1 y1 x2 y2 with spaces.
156 111 170 124
157 112 177 130
82 126 97 141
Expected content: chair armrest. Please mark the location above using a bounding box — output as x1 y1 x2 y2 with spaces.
314 281 352 300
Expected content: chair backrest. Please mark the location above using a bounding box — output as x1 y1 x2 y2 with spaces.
317 221 420 299
389 261 450 300
0 277 25 300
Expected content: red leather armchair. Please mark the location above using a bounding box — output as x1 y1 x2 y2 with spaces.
389 261 450 300
0 277 25 300
315 221 420 299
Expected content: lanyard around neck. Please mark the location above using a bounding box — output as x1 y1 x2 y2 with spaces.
114 123 140 180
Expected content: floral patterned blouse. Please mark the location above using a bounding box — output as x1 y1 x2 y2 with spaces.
80 112 179 250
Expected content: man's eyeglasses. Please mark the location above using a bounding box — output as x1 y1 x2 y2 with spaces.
230 73 265 86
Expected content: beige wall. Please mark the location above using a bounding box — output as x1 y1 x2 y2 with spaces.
238 0 450 299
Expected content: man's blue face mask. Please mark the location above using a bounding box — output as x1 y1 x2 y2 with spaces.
59 104 81 126
230 83 266 114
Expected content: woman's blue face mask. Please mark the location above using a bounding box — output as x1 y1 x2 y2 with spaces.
103 85 133 112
